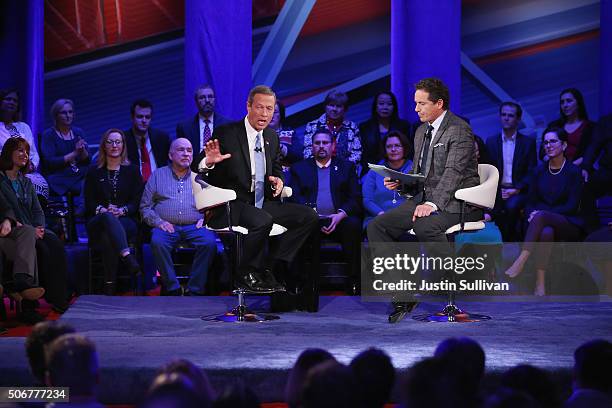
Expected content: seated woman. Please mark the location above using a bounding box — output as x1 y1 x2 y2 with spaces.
362 131 413 230
84 129 143 295
303 90 362 172
0 88 49 201
359 91 412 176
505 127 585 296
0 137 70 313
543 88 596 165
40 98 90 198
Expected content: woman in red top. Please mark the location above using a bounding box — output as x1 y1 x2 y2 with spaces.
544 88 596 166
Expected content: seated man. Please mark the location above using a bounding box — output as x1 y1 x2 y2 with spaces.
140 138 217 296
192 85 318 292
290 129 362 293
486 101 536 241
367 78 483 323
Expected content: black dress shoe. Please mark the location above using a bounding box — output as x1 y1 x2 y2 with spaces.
388 301 418 324
236 272 274 292
161 287 183 296
262 269 286 291
121 253 142 276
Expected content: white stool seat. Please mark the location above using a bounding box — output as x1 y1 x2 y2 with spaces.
207 223 287 236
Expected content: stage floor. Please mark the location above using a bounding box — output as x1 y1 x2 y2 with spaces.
1 295 611 403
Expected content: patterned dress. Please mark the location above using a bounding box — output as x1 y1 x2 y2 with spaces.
303 113 362 167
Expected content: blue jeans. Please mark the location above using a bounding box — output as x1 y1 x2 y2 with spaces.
150 223 217 293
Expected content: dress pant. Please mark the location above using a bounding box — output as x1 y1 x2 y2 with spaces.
150 223 217 294
209 200 319 275
35 229 69 306
0 224 38 289
367 199 484 244
318 215 362 281
87 213 138 284
494 191 528 241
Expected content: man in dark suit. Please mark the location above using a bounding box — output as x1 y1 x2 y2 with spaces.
176 85 232 155
486 102 537 241
124 99 172 182
193 85 318 292
367 78 483 323
290 129 362 292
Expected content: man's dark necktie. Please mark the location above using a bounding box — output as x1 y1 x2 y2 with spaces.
418 125 434 174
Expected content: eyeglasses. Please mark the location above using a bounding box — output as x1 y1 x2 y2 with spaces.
542 139 561 146
105 140 123 146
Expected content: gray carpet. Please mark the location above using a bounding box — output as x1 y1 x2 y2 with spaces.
1 295 611 403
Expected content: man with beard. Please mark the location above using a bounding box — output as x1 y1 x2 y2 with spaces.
177 85 232 156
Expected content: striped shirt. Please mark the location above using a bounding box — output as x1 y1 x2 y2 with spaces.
140 166 202 227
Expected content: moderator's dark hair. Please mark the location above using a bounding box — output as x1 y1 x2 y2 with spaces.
324 89 349 109
371 91 400 123
559 88 588 121
130 99 153 116
0 136 31 173
248 85 276 105
382 130 411 160
414 77 449 110
25 321 76 384
0 88 21 122
499 101 523 119
542 126 568 143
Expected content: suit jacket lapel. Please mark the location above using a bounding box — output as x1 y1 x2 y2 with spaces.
512 134 524 174
238 125 252 176
495 134 503 170
192 115 200 152
424 112 451 177
263 130 272 177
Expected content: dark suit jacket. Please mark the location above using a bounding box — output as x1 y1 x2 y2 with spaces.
486 132 537 191
83 164 144 220
359 118 412 174
411 111 480 213
290 158 362 217
194 120 284 211
176 112 232 154
124 127 172 173
582 113 612 172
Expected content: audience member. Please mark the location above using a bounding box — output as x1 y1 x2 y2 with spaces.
580 113 612 230
140 138 217 296
359 91 412 176
158 359 215 406
0 283 5 335
45 333 103 408
303 90 362 171
301 360 358 408
402 356 477 408
84 129 143 295
500 364 561 408
0 137 70 313
505 127 585 296
584 221 612 295
269 100 302 169
193 85 318 293
285 348 336 408
434 337 486 401
486 101 537 241
291 129 362 293
124 99 172 182
545 88 596 165
176 84 232 155
484 387 540 408
213 382 260 408
0 196 45 323
24 321 76 384
144 372 206 408
40 98 90 198
565 339 612 407
349 347 395 408
362 130 413 230
0 88 49 200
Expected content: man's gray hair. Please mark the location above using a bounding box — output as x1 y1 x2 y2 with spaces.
248 85 276 105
